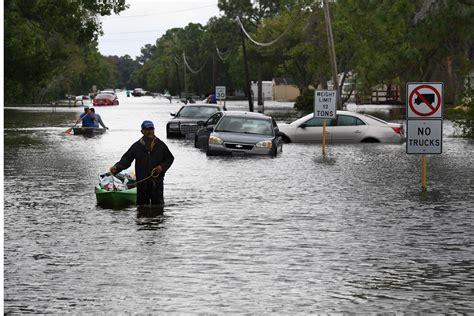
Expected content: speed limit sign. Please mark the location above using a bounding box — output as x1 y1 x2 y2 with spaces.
215 86 226 100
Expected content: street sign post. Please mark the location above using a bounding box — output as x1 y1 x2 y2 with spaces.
407 83 443 119
406 120 442 154
314 90 337 160
215 86 226 100
314 90 337 119
406 82 443 191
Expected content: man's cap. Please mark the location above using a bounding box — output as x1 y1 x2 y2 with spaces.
141 120 154 129
84 105 89 110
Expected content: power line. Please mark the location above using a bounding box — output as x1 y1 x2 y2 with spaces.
182 52 206 74
236 15 295 47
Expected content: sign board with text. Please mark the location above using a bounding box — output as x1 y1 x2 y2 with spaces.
314 90 337 119
406 120 442 154
406 82 443 154
215 86 226 100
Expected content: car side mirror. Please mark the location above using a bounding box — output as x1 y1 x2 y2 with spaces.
206 125 214 131
170 112 176 117
299 123 307 129
276 131 285 137
197 121 205 126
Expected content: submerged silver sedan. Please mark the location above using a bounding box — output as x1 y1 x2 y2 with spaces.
206 111 283 157
278 110 405 143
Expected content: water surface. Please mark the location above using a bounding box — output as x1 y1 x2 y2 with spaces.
4 95 474 313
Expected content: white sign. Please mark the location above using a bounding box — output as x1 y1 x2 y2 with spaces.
406 120 442 154
215 86 226 100
314 90 337 119
407 83 443 119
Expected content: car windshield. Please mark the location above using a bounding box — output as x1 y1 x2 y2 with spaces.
95 94 114 98
177 106 219 119
215 117 273 135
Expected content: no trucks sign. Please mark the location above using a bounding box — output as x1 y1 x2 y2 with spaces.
314 90 337 119
406 82 443 155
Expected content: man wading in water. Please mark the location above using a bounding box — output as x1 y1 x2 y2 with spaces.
110 120 174 206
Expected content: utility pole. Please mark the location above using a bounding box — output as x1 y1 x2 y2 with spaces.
174 61 181 98
323 0 341 110
240 25 254 112
183 61 187 99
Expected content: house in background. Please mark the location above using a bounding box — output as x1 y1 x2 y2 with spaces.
251 81 273 100
272 77 300 101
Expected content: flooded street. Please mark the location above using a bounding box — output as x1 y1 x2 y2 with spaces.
4 94 474 313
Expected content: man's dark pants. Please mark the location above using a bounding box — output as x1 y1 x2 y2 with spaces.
137 178 164 206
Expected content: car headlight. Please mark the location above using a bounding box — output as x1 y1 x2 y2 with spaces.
255 140 273 148
209 135 223 145
168 123 179 129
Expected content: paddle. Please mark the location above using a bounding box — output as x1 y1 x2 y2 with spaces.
64 112 89 134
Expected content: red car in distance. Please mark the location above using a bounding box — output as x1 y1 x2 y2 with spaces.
93 93 119 106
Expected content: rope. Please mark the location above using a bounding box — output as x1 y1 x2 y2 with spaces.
236 16 292 47
182 52 206 74
126 169 160 188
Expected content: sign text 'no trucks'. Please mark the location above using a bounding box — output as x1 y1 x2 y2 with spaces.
314 90 337 119
406 120 442 154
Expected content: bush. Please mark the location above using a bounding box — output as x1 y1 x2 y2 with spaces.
294 88 314 115
453 100 474 138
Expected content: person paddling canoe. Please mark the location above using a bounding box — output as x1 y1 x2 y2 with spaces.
109 120 174 206
78 106 95 127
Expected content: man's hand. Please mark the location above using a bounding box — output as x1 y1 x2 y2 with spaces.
152 165 162 176
110 166 117 174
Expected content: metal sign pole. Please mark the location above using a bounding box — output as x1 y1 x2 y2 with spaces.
322 119 327 160
421 155 427 191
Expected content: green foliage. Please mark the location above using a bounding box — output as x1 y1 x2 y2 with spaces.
294 87 315 114
4 0 127 103
452 82 474 138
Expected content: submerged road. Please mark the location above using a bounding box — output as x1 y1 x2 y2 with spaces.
4 93 474 313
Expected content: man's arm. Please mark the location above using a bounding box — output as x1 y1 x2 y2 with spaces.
110 144 136 174
154 143 174 175
97 115 107 129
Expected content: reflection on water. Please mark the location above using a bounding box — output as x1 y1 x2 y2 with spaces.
4 97 474 314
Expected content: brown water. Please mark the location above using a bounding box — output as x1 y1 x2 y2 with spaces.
4 95 474 313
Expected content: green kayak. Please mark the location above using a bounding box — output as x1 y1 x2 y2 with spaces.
95 184 137 208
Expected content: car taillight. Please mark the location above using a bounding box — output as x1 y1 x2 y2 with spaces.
391 127 401 134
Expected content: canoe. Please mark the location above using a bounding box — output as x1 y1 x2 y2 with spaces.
73 127 106 136
95 184 137 208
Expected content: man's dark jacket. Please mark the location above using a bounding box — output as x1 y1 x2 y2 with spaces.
114 136 174 185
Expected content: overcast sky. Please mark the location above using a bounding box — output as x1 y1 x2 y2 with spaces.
98 0 221 58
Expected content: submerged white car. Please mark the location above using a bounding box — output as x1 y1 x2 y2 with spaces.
279 111 405 143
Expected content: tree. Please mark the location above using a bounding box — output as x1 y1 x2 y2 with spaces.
4 0 127 103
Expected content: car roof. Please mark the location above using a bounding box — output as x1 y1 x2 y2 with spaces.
222 111 271 119
183 103 220 107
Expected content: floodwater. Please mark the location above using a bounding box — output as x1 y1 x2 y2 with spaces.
4 94 474 314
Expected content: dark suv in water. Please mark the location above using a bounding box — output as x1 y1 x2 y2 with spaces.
166 103 222 138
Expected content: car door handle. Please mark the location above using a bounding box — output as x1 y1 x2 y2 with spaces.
354 130 362 134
